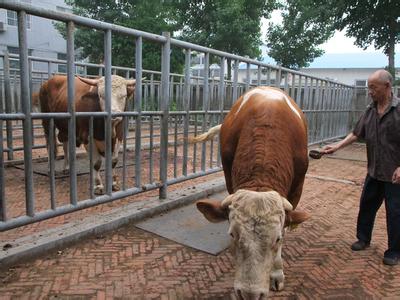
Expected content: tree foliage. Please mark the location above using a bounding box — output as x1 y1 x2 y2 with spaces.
59 0 277 77
266 0 334 69
266 0 400 73
174 0 278 59
329 0 400 75
174 0 279 78
59 0 184 73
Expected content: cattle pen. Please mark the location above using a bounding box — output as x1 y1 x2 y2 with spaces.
0 1 367 233
2 2 399 299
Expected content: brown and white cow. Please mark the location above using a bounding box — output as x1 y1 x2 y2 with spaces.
39 75 136 195
191 86 310 299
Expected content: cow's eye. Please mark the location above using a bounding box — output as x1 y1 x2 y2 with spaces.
276 237 281 244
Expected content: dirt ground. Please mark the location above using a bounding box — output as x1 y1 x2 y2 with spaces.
1 143 400 299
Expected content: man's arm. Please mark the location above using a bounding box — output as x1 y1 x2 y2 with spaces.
321 132 358 154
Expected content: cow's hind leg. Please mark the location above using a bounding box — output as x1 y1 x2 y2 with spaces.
111 139 121 191
270 241 285 291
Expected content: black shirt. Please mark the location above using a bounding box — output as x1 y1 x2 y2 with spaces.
353 95 400 182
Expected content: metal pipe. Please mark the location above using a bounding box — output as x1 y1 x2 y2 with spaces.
135 36 143 187
159 32 171 199
49 118 56 209
104 29 113 196
182 49 191 176
66 21 77 205
89 116 94 199
201 52 209 171
0 120 6 221
18 10 35 217
0 1 166 44
3 52 14 160
232 60 239 105
0 184 163 232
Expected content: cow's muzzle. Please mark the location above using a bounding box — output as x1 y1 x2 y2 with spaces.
235 288 267 300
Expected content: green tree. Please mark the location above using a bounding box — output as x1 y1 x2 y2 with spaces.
266 0 400 74
174 0 279 78
266 0 334 69
330 0 400 76
59 0 184 73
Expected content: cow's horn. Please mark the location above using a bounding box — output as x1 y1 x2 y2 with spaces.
78 76 101 86
125 79 137 86
281 196 293 211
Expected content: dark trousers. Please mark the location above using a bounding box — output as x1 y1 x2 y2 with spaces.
357 175 400 258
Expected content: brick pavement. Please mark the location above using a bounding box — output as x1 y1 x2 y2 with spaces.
1 144 400 299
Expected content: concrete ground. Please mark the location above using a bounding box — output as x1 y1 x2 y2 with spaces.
1 143 400 299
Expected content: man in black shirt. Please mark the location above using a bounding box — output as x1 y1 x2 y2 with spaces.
322 69 400 266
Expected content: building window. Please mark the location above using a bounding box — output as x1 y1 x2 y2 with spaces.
7 46 33 56
7 10 32 29
7 46 33 69
57 53 67 74
355 80 367 87
7 0 32 29
6 10 18 26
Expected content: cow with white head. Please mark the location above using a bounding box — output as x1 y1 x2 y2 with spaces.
190 86 310 299
39 75 137 194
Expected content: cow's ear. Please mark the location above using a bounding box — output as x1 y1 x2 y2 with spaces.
196 200 228 223
285 210 310 228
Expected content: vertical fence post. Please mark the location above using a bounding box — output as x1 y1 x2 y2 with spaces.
159 32 171 199
66 21 78 203
217 56 225 166
104 29 113 195
18 10 34 216
3 52 13 160
232 60 239 106
246 63 250 91
201 52 209 171
135 36 143 187
182 48 191 176
0 120 6 221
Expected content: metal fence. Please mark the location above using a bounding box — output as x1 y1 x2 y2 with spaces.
0 1 358 231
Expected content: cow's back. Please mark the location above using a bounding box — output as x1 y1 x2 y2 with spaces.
220 87 308 208
39 75 99 144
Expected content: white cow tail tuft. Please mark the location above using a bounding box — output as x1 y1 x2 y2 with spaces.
188 124 222 144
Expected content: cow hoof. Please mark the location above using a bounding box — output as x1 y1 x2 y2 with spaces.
94 185 105 195
112 183 120 192
270 271 284 291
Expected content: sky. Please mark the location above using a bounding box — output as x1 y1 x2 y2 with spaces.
320 31 378 54
261 12 399 55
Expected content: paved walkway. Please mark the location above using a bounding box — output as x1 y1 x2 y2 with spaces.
1 144 400 299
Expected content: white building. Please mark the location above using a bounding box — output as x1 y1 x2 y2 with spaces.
0 0 73 73
235 51 400 87
300 52 400 86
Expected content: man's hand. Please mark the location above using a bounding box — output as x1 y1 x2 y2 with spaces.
321 144 338 154
392 167 400 184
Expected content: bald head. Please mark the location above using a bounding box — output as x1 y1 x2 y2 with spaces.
367 69 393 104
368 69 393 86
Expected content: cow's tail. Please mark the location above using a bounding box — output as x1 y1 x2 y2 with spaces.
39 82 58 158
188 124 221 144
